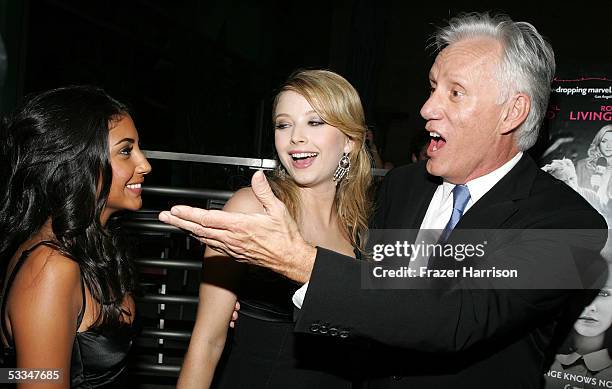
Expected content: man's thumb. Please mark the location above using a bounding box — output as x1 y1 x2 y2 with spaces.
251 170 278 212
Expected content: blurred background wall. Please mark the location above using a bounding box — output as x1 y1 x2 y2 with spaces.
0 0 610 187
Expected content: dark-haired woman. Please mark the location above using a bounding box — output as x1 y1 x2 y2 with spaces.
0 86 151 388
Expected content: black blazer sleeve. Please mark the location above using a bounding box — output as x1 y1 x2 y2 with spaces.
295 229 606 353
294 161 608 353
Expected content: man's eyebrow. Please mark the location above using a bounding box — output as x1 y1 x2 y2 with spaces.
446 74 468 87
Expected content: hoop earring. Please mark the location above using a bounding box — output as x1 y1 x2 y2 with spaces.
333 153 351 184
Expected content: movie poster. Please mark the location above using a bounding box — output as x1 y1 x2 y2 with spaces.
540 75 612 388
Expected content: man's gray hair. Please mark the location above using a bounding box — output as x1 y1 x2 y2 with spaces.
433 12 555 151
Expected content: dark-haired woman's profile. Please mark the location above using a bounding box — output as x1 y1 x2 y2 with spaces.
0 86 151 388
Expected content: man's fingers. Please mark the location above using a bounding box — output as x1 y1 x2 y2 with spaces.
159 211 209 235
251 170 282 213
159 211 237 248
166 205 244 230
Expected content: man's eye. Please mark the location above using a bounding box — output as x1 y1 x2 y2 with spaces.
451 90 464 98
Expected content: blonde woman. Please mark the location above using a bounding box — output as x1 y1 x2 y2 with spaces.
177 70 372 389
575 125 612 205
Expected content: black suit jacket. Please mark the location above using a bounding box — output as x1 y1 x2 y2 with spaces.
295 154 608 388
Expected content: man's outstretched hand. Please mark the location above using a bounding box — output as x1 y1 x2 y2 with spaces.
158 170 316 283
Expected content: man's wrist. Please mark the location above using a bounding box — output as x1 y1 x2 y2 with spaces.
286 244 317 284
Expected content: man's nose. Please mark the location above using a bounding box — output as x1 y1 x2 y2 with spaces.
420 93 441 120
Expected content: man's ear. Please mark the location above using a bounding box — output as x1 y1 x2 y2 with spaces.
500 93 530 135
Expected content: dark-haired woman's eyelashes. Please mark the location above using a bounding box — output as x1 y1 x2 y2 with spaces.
119 145 133 157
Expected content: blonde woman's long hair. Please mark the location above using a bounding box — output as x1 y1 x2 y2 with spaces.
586 124 612 171
268 69 373 254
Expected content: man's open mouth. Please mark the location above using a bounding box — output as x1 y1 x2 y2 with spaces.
429 131 446 152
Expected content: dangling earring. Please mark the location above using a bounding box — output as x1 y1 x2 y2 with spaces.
333 153 351 184
276 164 287 179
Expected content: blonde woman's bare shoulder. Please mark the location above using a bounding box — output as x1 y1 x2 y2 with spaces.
223 187 266 214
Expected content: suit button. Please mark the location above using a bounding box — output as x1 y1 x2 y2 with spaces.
339 330 349 339
329 327 339 337
392 376 402 381
319 323 329 334
309 322 320 333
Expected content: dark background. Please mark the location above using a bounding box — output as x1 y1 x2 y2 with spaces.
0 2 610 385
0 0 611 188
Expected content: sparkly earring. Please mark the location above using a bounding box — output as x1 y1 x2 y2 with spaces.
333 153 351 184
276 164 287 179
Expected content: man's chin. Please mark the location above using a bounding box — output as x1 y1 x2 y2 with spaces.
425 159 439 176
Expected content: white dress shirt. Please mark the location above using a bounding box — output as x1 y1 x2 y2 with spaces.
292 152 524 309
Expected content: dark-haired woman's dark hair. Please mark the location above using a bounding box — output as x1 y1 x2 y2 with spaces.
0 85 135 329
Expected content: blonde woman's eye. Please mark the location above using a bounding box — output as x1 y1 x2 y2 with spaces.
275 122 290 130
309 120 325 126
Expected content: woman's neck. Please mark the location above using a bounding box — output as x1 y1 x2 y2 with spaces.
297 184 338 228
32 219 55 242
296 183 355 257
573 331 605 355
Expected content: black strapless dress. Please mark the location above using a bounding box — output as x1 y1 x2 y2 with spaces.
1 241 138 388
212 264 357 389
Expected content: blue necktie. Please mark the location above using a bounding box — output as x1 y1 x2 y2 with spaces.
439 184 471 244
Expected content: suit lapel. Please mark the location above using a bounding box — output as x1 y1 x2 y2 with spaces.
456 154 537 229
406 174 439 229
389 154 538 231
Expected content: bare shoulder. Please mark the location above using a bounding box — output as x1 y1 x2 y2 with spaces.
9 245 81 303
223 187 265 214
7 245 83 371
